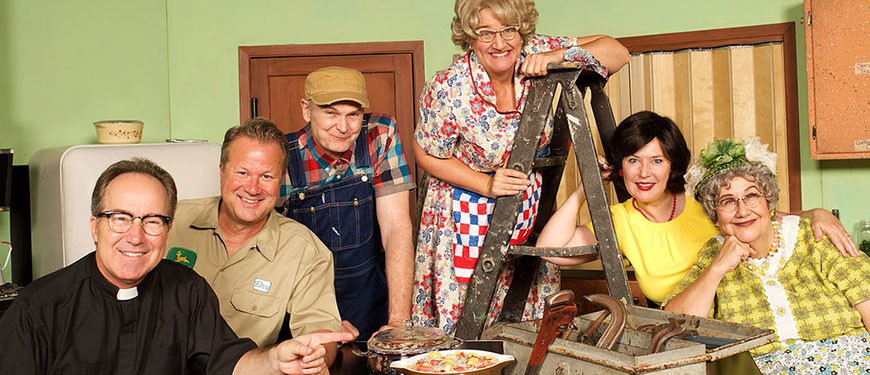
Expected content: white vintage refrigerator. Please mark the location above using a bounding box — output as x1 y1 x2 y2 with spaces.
28 142 222 278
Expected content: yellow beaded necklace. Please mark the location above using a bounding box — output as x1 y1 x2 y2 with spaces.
743 217 784 277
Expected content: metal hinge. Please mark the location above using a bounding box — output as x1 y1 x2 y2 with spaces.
251 97 259 118
812 125 817 140
807 10 812 26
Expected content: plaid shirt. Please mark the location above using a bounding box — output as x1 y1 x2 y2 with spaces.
279 113 414 203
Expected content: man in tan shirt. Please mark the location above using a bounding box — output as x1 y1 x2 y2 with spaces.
166 118 341 361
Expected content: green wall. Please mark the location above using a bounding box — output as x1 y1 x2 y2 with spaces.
0 0 172 282
2 0 869 281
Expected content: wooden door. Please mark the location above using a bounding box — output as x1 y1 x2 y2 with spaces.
240 42 425 215
249 54 411 133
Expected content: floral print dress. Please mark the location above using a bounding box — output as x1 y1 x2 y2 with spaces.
412 34 607 333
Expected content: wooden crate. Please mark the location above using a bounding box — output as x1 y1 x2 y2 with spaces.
483 306 773 374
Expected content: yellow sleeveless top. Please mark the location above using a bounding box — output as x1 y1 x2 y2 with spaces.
588 197 718 303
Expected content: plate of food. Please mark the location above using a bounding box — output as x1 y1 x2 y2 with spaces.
390 349 515 375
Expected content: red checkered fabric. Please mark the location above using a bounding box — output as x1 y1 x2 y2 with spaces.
452 171 542 284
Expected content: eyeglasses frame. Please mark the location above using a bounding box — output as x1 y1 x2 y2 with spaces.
474 25 520 43
96 210 173 236
715 192 765 214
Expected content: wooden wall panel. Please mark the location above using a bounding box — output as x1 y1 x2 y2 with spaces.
689 50 715 156
753 44 775 147
712 48 733 139
629 54 647 114
673 51 692 143
773 44 790 209
730 46 756 138
651 53 676 119
553 41 793 217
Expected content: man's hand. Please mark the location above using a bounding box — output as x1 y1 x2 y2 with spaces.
340 320 359 343
274 332 352 375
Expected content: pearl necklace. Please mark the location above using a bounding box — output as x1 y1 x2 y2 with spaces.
744 218 784 277
632 193 677 222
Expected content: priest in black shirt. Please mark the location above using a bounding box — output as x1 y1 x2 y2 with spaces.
0 158 350 375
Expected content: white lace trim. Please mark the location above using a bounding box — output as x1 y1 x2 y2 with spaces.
745 215 800 344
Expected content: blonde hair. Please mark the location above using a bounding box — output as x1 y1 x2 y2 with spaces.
451 0 538 51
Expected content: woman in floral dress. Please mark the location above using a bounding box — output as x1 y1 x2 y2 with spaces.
411 0 629 332
664 137 870 374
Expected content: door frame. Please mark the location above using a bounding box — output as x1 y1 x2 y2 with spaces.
238 41 426 126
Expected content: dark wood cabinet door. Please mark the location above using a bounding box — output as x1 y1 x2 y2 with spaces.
240 42 425 215
250 54 412 133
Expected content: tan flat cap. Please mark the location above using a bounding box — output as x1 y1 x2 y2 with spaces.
303 66 369 108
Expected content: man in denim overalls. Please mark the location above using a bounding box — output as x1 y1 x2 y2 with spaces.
278 66 415 340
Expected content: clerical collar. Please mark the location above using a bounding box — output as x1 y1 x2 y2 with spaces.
116 287 139 301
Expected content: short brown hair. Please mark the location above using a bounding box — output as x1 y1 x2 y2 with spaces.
451 0 538 52
91 158 178 217
220 117 290 171
606 111 692 194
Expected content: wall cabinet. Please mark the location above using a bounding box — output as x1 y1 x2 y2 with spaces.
805 0 870 159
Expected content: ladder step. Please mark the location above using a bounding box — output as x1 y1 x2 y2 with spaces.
508 244 599 257
532 155 568 169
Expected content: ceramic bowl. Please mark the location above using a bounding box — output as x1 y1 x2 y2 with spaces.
94 120 144 144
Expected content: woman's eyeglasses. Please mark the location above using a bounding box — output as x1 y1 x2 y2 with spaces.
474 26 519 43
716 192 764 213
96 211 172 236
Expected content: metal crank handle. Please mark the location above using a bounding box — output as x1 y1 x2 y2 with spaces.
583 294 628 350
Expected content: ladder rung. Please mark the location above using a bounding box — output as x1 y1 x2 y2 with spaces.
547 61 590 71
508 244 599 257
533 155 567 169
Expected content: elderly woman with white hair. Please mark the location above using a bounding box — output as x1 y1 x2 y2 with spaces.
663 137 870 374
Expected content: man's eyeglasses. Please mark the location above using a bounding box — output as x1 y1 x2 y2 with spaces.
715 192 765 213
474 26 519 43
96 211 172 236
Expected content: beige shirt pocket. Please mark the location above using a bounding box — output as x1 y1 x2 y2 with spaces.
231 288 281 318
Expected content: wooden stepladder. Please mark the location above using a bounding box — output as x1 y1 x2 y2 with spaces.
454 64 632 340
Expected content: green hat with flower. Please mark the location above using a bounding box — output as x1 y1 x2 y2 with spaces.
684 136 777 200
